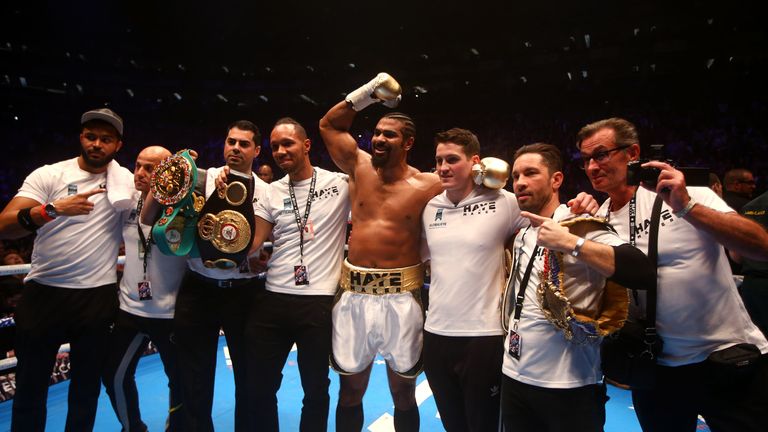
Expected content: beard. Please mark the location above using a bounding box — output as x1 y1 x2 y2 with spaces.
517 190 551 214
81 149 116 169
371 151 390 168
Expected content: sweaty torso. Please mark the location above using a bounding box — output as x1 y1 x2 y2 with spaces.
348 163 440 269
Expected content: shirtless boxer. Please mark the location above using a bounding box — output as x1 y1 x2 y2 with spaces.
319 73 442 431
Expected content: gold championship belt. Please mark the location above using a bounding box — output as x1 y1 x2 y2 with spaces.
198 209 251 254
151 150 196 206
150 150 204 256
196 173 255 270
537 217 629 343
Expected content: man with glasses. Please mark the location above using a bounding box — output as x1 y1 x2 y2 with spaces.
578 144 632 167
500 143 652 432
578 117 768 432
423 131 602 431
0 108 132 431
723 168 756 213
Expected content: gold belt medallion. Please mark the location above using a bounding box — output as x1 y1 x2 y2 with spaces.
151 151 194 205
197 209 251 254
217 181 248 206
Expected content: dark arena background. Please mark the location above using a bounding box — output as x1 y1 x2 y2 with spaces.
1 1 766 202
1 1 767 430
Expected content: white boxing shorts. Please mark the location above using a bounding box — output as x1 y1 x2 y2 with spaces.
331 259 425 378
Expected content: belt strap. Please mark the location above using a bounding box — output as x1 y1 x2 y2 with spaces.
192 272 256 288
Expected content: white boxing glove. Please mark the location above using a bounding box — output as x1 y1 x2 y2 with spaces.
345 73 402 111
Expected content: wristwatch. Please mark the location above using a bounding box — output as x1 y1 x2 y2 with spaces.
44 203 58 219
571 237 586 257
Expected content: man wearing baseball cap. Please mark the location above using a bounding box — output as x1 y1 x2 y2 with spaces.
81 107 125 137
0 108 131 431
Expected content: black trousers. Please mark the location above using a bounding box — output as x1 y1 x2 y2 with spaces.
631 354 768 432
501 375 607 432
102 309 183 431
11 281 118 432
173 272 262 432
423 331 504 432
246 290 334 432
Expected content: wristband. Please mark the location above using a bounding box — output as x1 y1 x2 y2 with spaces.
17 207 40 232
39 204 54 222
571 237 586 258
674 198 697 218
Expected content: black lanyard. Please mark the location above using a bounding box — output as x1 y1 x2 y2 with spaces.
606 191 638 247
510 227 539 331
607 191 641 303
288 169 317 265
628 194 638 247
136 198 152 278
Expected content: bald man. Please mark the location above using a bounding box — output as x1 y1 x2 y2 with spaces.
102 146 189 431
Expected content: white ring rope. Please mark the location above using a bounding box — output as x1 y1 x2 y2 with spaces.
0 344 70 372
0 243 277 373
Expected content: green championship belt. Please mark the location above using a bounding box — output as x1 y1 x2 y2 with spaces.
150 149 204 256
195 172 255 270
537 217 629 343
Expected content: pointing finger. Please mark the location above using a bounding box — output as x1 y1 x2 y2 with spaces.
80 188 106 197
521 211 548 227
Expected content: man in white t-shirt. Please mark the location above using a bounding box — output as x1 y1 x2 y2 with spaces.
142 120 269 431
577 117 768 431
238 117 349 431
0 108 132 431
421 128 526 431
500 143 654 432
102 146 188 431
423 130 602 431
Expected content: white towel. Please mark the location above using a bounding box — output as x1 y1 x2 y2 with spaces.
106 160 135 210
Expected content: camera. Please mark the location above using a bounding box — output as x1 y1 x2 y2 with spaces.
626 144 709 187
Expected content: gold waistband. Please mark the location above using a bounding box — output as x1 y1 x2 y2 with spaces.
339 259 424 295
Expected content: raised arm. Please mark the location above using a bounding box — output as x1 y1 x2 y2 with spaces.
679 204 768 261
319 73 402 176
646 161 768 261
319 101 363 175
